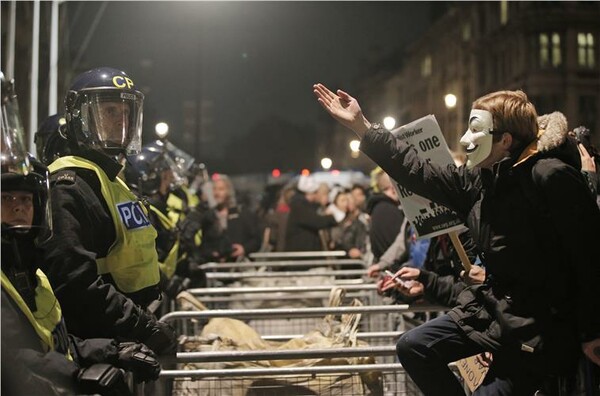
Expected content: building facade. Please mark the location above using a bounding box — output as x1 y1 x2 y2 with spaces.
326 1 599 170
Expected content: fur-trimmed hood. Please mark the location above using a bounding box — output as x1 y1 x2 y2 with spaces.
514 111 580 169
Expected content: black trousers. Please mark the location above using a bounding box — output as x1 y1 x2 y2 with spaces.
396 314 546 396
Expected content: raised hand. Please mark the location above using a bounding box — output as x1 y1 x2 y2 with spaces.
313 83 371 137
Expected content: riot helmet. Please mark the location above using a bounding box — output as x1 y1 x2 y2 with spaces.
34 114 71 165
64 67 144 156
146 139 195 180
124 145 179 196
1 72 52 243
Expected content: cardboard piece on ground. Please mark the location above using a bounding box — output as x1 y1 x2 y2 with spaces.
455 354 489 392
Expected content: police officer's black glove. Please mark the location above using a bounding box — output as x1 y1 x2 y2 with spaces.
114 342 160 383
164 275 190 299
143 318 178 356
178 208 203 251
77 363 131 396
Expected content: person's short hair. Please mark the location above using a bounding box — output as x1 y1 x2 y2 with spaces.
472 90 538 151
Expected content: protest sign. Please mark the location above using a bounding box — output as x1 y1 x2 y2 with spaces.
389 114 464 239
455 354 490 392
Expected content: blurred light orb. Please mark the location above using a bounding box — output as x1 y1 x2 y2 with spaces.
383 116 396 130
321 157 332 170
444 94 457 109
155 122 169 138
349 140 361 152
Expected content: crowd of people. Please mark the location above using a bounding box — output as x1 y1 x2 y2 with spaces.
1 64 599 396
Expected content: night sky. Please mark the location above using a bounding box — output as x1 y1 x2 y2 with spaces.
68 1 432 169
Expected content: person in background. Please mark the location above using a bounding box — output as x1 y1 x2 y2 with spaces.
285 175 339 252
365 168 406 276
331 191 369 259
350 184 367 212
210 174 262 261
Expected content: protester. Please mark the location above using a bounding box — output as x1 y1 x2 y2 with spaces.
211 174 262 261
330 192 369 258
285 175 339 252
41 67 177 355
365 168 406 276
314 83 600 395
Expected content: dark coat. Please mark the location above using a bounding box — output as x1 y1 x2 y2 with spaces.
40 149 160 340
362 112 600 375
221 205 263 257
284 192 337 251
365 193 404 261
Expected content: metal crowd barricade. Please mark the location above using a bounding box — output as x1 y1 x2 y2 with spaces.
249 250 348 260
201 258 366 272
157 304 459 396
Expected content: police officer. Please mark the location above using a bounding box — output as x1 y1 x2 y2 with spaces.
34 113 71 166
40 67 177 354
1 72 159 395
124 145 192 298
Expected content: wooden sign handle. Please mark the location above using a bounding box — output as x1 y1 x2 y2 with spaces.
448 230 472 272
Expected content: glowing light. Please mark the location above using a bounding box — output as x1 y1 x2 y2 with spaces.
272 168 281 177
444 94 457 109
383 116 396 130
349 140 360 152
155 122 169 138
331 169 340 175
301 169 310 176
321 157 332 170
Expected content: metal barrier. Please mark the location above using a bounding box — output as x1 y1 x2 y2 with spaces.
200 258 366 271
249 250 347 260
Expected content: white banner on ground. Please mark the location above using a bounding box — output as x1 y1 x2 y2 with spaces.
389 114 464 239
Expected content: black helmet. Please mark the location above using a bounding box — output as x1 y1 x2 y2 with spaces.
124 145 178 196
34 114 71 165
1 72 52 242
64 67 144 156
146 139 195 178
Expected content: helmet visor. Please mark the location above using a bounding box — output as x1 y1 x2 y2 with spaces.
81 89 143 155
1 92 30 175
164 141 195 174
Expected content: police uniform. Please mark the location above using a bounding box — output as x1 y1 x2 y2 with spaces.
42 148 161 339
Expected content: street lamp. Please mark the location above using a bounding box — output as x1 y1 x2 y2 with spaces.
349 139 360 159
155 122 169 139
321 157 332 170
383 116 396 130
444 94 457 109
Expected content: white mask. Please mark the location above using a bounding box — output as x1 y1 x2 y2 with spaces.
460 109 495 169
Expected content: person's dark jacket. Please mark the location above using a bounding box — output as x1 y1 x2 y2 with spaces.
284 192 338 251
365 193 404 261
1 241 124 395
361 112 600 376
40 149 162 341
221 204 263 258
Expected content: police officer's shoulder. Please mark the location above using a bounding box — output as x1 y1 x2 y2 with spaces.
51 169 78 185
50 168 102 194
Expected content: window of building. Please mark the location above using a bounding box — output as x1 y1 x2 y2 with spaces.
539 32 561 67
578 32 596 68
421 55 432 77
500 1 508 25
462 23 471 42
551 33 562 67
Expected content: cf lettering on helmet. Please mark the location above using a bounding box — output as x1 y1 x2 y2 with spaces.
112 76 135 89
